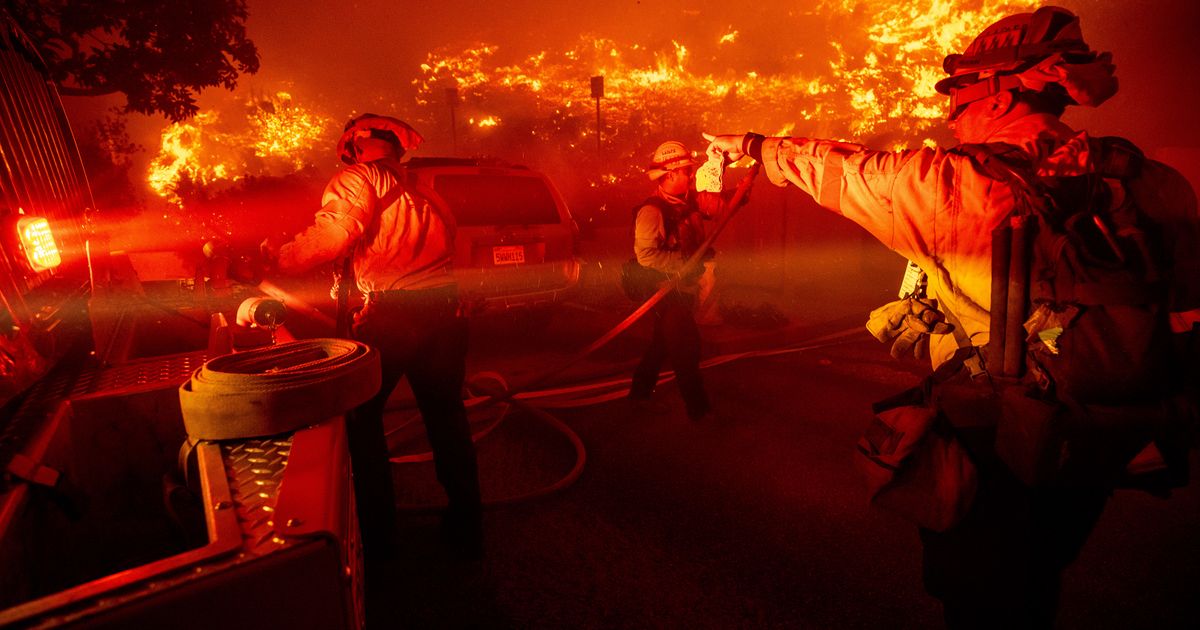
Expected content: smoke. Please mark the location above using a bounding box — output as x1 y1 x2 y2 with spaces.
62 0 1200 226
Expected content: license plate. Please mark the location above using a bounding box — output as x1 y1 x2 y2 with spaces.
492 245 525 265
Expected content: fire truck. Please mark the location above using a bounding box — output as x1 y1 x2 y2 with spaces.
0 15 363 629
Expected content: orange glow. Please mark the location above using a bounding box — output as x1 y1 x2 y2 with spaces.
17 217 61 271
413 0 1036 156
147 92 332 205
249 91 330 166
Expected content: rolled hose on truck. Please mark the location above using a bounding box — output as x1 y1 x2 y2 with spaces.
179 338 381 441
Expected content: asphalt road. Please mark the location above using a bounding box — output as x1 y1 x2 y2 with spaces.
377 279 1200 629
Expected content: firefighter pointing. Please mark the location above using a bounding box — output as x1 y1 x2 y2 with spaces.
707 6 1198 628
262 113 483 620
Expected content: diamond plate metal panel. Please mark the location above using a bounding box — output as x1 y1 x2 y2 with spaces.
222 438 294 555
78 351 208 396
1 422 363 628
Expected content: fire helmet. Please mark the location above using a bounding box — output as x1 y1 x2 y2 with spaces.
646 140 697 181
935 6 1117 116
337 113 424 165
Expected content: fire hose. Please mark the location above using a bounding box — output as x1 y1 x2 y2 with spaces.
388 164 767 510
386 322 865 512
178 338 380 441
174 165 780 510
496 162 762 402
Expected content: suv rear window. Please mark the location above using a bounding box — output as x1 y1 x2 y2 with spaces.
432 174 561 226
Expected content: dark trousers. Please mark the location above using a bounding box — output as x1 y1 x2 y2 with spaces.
920 426 1110 630
347 286 481 572
630 290 711 418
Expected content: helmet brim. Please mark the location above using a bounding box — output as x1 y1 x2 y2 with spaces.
337 115 423 164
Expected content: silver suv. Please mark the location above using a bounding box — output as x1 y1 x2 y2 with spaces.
404 158 581 314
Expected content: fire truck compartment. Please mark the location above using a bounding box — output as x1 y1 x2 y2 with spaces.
0 351 360 628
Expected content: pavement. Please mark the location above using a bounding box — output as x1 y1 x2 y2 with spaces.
378 246 1200 629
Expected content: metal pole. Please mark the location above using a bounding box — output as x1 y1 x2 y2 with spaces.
446 87 459 155
590 76 604 157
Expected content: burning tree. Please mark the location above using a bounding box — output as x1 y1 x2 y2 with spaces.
144 92 334 251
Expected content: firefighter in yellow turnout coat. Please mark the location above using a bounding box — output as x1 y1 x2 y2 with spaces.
707 7 1199 628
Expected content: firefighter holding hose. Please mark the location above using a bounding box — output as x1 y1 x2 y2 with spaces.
626 140 728 422
262 114 484 618
706 7 1199 628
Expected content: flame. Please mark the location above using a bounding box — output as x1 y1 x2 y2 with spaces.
147 92 333 205
147 112 229 205
249 92 331 167
819 0 1038 143
411 0 1037 174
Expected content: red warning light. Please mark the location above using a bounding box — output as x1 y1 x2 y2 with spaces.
17 217 61 271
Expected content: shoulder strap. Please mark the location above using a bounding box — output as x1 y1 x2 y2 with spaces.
633 195 677 238
633 195 673 219
953 143 1045 219
939 306 990 381
951 142 1034 182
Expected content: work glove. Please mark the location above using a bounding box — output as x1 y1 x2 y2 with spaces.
866 297 954 361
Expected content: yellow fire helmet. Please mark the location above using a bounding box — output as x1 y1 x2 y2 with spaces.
647 140 697 181
935 6 1117 116
337 113 424 164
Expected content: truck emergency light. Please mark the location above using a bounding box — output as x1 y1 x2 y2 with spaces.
17 216 61 271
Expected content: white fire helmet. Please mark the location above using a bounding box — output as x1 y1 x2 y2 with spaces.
935 6 1117 119
337 113 424 165
646 140 697 181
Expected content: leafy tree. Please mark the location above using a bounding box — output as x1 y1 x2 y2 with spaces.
4 0 260 121
76 110 144 212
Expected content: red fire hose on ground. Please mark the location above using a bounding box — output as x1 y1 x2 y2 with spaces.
497 162 763 402
388 163 820 511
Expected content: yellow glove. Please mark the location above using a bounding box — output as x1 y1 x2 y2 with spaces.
865 297 953 361
866 299 912 343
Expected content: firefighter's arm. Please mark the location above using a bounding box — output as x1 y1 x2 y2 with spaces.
634 205 684 274
705 132 945 259
269 167 374 274
274 209 360 274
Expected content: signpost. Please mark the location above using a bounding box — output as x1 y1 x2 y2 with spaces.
590 76 604 156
